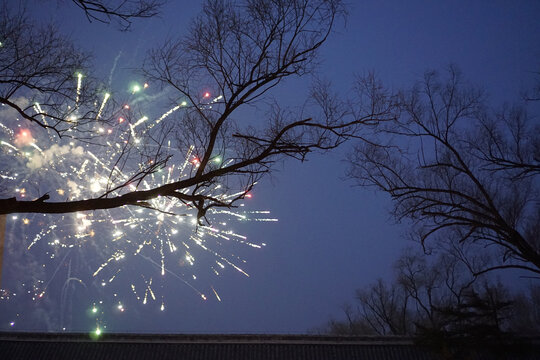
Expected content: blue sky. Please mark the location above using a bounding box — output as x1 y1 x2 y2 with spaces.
1 0 539 333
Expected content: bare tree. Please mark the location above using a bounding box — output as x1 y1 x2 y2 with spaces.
348 66 540 274
322 250 518 337
353 278 412 335
509 284 540 334
0 0 395 223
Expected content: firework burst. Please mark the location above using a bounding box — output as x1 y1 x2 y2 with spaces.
0 74 277 332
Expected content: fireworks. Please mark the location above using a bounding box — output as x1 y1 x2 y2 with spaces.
0 74 277 331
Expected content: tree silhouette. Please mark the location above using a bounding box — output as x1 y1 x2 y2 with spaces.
321 250 536 338
348 66 540 274
1 0 394 223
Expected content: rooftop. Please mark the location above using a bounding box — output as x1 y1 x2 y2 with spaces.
1 332 539 359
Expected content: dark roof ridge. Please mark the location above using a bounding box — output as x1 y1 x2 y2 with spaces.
2 332 540 346
0 332 419 345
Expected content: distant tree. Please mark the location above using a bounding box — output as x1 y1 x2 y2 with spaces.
321 250 538 338
321 278 411 336
348 66 540 274
524 71 540 101
508 284 540 334
352 278 412 335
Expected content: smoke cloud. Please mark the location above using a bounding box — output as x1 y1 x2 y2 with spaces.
27 144 84 170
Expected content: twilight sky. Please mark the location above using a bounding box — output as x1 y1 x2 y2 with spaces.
1 0 539 334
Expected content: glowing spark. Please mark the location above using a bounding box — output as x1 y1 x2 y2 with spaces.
75 73 83 106
1 141 18 151
129 116 149 143
211 95 223 103
152 105 180 128
96 92 110 120
33 103 48 125
211 286 222 302
30 143 43 154
93 251 125 277
160 237 165 276
142 278 156 305
132 116 149 129
90 179 101 193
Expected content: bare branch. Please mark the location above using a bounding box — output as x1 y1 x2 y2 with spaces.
2 0 397 228
0 4 114 137
70 0 164 30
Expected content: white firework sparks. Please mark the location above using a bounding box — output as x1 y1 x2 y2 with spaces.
0 75 277 332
